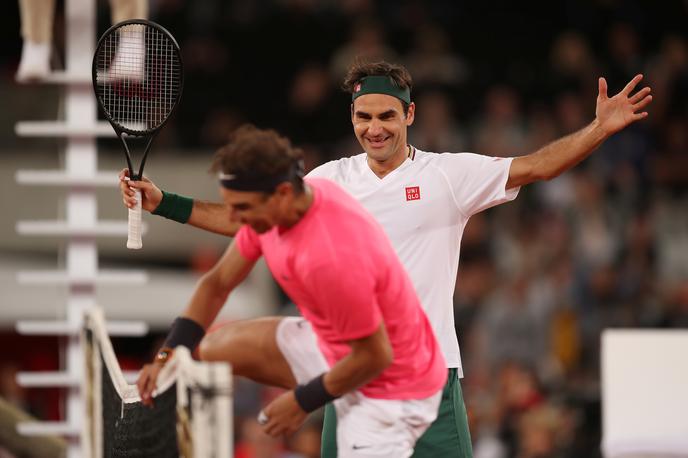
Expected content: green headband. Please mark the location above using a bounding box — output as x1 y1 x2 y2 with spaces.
352 76 411 104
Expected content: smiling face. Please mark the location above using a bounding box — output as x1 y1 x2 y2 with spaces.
221 187 277 234
351 93 415 165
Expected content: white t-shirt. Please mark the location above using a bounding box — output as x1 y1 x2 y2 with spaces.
307 147 519 375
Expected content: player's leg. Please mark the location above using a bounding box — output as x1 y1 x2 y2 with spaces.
411 369 473 458
198 317 297 389
321 403 338 458
105 0 148 81
109 0 148 23
17 0 55 80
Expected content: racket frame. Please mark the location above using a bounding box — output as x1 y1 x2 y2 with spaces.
92 18 184 181
92 19 184 249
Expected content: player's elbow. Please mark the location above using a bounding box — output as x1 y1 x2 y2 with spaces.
368 341 393 375
373 327 394 371
351 325 394 379
537 171 557 182
529 160 557 182
355 345 393 383
379 355 393 375
534 156 566 182
512 155 558 185
538 163 561 181
381 341 394 368
198 270 219 294
198 269 232 304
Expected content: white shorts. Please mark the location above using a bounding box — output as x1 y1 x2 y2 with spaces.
276 317 442 458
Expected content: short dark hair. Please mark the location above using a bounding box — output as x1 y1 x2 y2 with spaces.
210 124 304 193
342 60 413 115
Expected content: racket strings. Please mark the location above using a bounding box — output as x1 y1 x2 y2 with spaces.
95 23 182 133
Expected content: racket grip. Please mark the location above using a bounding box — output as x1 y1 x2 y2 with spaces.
127 190 143 249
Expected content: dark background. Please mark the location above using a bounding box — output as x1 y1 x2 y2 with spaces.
1 1 687 457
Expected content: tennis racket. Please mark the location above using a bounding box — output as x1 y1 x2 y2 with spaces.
92 19 183 249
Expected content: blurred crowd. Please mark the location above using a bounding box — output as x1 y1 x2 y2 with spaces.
2 0 688 457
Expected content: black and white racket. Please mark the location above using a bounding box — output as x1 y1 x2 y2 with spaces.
92 19 183 249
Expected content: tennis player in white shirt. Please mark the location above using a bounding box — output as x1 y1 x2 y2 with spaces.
119 59 652 457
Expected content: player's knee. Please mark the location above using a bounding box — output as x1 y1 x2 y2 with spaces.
197 333 219 362
198 324 237 362
198 322 251 370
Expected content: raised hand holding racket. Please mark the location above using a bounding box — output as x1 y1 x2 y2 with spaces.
92 20 183 249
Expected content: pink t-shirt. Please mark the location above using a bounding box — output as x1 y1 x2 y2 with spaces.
235 178 446 399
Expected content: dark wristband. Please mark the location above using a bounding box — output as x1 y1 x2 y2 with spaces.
152 190 193 224
163 317 205 351
293 373 338 413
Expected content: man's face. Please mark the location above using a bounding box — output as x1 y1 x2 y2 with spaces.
220 187 279 234
351 93 415 163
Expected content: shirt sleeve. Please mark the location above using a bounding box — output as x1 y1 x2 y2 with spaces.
234 225 263 261
438 152 520 217
305 161 336 179
303 262 382 341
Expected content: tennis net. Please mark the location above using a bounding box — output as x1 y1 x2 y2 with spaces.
82 307 232 457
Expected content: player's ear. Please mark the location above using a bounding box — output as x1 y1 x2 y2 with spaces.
274 182 293 198
405 102 416 126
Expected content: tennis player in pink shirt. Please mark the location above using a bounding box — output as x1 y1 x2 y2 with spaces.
136 124 446 458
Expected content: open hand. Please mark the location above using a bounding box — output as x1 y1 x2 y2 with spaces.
595 74 652 136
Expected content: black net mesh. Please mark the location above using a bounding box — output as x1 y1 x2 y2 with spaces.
101 356 180 457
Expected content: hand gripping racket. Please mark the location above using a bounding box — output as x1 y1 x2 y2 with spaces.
92 19 183 249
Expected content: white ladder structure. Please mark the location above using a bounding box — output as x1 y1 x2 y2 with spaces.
14 1 149 457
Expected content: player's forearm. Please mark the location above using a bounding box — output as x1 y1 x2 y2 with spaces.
510 119 609 187
186 200 240 236
322 327 393 396
323 351 390 396
179 272 231 330
535 119 609 178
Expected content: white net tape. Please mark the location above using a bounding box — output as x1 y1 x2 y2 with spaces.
82 307 233 457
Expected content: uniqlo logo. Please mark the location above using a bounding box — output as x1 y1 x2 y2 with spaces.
405 186 420 201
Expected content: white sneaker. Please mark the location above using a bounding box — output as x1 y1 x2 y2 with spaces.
16 41 50 82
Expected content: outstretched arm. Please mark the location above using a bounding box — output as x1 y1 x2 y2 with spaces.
507 74 652 189
119 169 240 236
187 200 239 236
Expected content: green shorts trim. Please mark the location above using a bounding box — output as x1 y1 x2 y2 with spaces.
321 368 473 458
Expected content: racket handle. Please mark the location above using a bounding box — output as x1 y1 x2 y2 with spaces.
127 190 143 249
